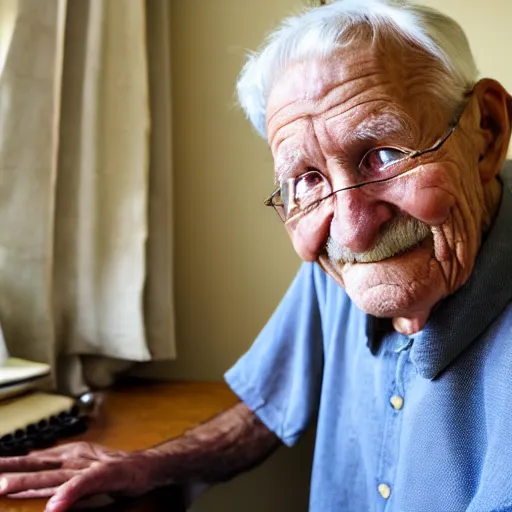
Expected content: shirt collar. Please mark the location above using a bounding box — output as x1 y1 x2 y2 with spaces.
409 161 512 379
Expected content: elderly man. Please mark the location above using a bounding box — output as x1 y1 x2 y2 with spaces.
1 0 512 511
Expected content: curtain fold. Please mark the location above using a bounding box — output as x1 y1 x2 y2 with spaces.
144 0 176 362
0 0 176 394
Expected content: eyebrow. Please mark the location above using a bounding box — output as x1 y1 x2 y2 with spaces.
274 149 303 185
350 113 411 143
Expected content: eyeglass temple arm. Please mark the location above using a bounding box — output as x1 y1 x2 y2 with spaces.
409 123 457 160
264 188 281 207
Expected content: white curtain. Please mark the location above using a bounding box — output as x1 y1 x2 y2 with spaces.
0 0 176 394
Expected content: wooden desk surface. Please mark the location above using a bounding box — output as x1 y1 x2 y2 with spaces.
0 380 239 512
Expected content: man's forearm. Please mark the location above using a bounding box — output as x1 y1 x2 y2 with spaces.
140 402 281 488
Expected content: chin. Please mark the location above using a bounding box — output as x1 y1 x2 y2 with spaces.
348 281 431 318
319 238 446 319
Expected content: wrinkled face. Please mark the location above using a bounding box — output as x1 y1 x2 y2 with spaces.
266 42 502 332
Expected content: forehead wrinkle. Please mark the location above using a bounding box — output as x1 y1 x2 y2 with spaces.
268 86 391 145
269 114 308 154
323 101 420 149
267 98 305 133
269 95 394 153
322 94 394 122
267 68 390 144
315 72 389 114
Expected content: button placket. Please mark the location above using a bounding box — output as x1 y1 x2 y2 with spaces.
376 337 413 507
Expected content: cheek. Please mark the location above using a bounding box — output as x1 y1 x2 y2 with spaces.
400 185 455 225
378 165 459 225
286 208 333 261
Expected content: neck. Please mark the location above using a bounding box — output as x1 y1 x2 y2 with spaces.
392 313 431 335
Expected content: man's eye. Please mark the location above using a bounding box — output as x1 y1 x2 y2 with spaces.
359 147 407 174
295 170 324 199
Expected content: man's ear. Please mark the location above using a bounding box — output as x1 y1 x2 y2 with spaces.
472 78 512 183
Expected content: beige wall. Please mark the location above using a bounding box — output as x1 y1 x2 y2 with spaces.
423 0 512 97
139 2 512 511
153 0 305 382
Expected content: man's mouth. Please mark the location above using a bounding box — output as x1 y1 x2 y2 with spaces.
326 217 431 264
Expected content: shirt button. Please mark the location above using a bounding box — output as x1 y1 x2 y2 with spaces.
378 483 391 499
390 395 404 410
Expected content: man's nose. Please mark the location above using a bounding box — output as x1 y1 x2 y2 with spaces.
287 189 394 262
329 189 394 254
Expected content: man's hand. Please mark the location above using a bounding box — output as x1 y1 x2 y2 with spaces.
0 442 155 512
0 403 280 512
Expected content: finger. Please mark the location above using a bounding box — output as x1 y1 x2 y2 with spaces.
29 443 83 458
8 487 59 499
0 469 79 495
31 442 122 463
45 462 141 512
0 456 62 473
45 468 114 512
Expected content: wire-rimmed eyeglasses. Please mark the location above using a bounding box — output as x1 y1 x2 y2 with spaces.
264 99 470 225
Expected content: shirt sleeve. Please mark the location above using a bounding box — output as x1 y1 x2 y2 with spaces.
224 262 324 447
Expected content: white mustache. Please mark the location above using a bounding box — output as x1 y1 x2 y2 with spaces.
327 216 431 264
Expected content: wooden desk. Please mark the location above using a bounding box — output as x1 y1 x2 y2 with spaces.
0 380 239 512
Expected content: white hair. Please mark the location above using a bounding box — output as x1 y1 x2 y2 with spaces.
236 0 479 138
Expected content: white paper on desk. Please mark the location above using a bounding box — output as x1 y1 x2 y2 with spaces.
0 392 75 437
0 358 51 387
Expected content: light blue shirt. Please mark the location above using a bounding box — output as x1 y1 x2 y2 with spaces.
225 162 512 511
